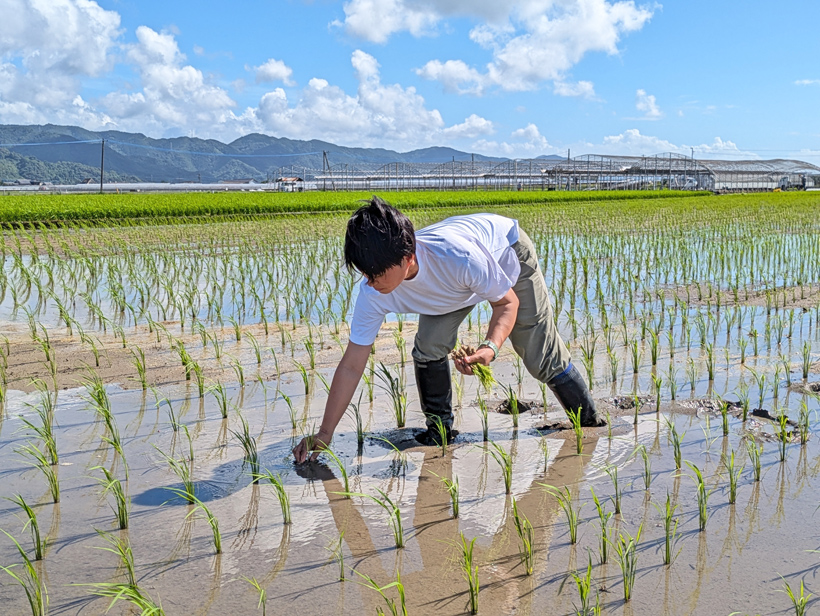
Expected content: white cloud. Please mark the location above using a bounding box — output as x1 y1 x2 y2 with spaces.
415 60 485 95
350 0 655 92
252 50 492 149
473 123 550 157
0 0 121 126
795 79 820 86
553 80 597 99
99 26 238 135
635 88 661 119
599 129 754 158
253 58 295 86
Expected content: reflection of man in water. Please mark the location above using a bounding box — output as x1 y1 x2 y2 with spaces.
293 196 603 463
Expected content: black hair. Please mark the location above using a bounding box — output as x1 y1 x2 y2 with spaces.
344 196 415 280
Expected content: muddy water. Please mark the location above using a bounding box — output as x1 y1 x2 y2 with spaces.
1 354 819 616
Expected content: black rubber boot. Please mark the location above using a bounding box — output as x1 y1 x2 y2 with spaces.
414 357 458 445
547 363 606 427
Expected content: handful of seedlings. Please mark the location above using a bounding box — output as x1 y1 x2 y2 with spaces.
450 344 496 392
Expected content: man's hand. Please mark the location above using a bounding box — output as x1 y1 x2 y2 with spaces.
453 346 494 375
292 430 332 463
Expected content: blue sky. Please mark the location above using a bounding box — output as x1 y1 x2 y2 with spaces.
1 0 819 161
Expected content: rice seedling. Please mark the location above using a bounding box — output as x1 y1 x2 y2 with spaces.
541 485 582 544
294 361 310 394
429 470 459 518
571 553 601 616
0 529 48 616
19 391 58 467
246 332 262 365
802 341 812 380
736 381 750 421
230 411 259 477
666 364 678 401
92 466 129 530
457 533 479 615
608 347 619 382
705 342 715 381
376 363 407 429
254 470 292 525
93 530 136 587
722 448 743 505
166 489 221 554
343 489 405 549
746 437 763 481
666 419 684 470
154 445 195 503
130 346 148 390
487 440 513 494
244 577 267 615
277 390 297 430
503 384 521 428
777 410 790 462
633 443 652 490
229 356 245 388
7 495 45 561
512 498 535 575
631 391 642 425
603 463 622 514
346 394 365 447
209 382 230 419
611 524 643 603
322 448 351 496
630 338 640 374
354 569 407 616
652 493 681 566
799 401 811 445
687 357 698 393
477 396 490 441
652 373 663 411
86 581 165 615
315 526 346 585
720 399 730 436
751 370 767 410
682 461 711 531
566 407 584 454
192 361 205 397
431 415 449 456
589 487 613 564
780 577 811 616
17 443 60 503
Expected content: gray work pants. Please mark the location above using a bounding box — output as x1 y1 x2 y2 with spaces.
411 229 571 383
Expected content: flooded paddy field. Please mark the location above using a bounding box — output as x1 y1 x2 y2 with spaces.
1 192 820 615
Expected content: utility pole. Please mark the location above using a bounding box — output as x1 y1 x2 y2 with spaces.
99 139 105 194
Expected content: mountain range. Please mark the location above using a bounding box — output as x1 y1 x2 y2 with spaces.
0 124 539 184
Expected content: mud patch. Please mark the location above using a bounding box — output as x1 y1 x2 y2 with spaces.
494 398 540 414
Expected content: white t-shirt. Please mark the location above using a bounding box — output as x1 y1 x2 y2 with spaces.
349 213 521 346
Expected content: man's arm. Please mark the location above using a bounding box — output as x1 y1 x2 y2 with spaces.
453 287 519 375
292 341 372 463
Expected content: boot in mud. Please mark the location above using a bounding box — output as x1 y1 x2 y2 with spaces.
413 357 458 445
547 363 606 427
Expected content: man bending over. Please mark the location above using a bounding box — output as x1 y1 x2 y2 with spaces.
293 196 603 462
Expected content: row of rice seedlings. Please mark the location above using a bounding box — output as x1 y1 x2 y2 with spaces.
92 466 129 530
0 529 48 616
512 498 535 575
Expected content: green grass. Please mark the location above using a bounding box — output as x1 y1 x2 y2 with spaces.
0 189 705 226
